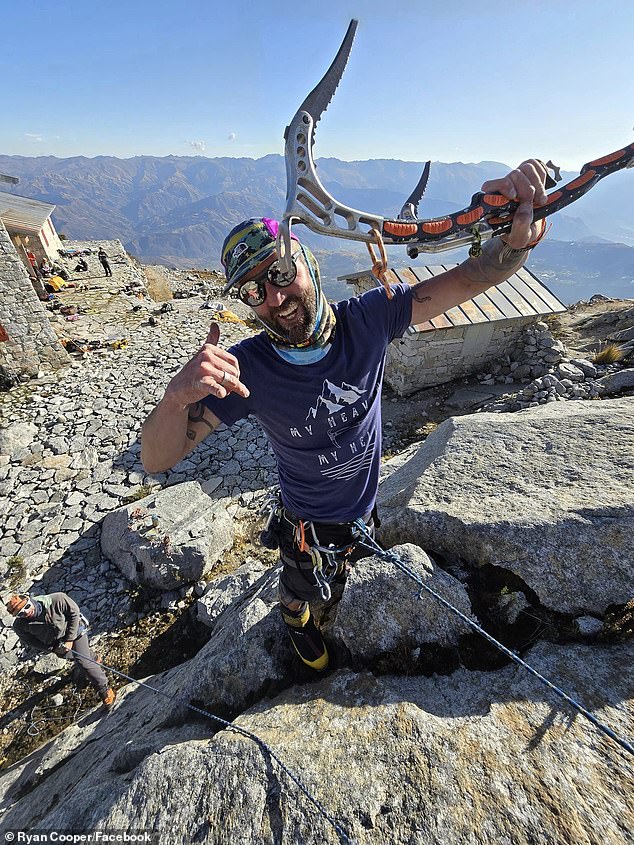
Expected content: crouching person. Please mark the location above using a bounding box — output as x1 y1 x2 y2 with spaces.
6 592 115 707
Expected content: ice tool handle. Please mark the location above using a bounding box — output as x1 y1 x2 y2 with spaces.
277 19 634 274
396 144 634 258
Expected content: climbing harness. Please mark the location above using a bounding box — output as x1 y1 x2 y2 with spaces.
292 519 356 601
349 520 634 759
258 489 285 549
276 19 634 280
69 648 355 845
260 492 370 601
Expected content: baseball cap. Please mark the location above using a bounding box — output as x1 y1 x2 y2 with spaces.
220 218 299 294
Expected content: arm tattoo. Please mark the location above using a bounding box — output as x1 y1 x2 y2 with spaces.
187 401 216 436
411 283 432 304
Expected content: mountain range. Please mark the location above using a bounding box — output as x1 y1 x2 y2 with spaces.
1 153 632 304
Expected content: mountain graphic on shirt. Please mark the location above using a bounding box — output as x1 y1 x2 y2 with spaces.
305 380 366 420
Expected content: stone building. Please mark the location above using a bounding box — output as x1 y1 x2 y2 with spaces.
0 219 69 384
342 264 566 396
0 191 64 272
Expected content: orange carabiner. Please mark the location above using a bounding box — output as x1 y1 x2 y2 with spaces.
295 520 310 553
366 228 394 300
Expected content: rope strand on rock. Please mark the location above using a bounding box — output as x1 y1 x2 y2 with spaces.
27 688 86 737
70 649 355 845
351 522 634 759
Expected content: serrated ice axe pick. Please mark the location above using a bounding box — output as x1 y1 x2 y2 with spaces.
277 19 634 278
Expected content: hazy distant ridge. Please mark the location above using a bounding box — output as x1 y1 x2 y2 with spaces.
1 153 632 303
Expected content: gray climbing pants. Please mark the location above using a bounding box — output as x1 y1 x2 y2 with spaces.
68 634 109 695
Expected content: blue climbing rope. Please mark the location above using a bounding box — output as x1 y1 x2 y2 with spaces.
70 649 355 845
351 520 634 759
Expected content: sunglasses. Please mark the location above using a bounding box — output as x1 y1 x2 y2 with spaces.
236 252 300 307
16 600 34 619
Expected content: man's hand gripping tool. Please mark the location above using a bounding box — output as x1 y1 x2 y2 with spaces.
277 19 634 284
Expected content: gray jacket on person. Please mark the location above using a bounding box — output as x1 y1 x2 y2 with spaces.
13 592 84 652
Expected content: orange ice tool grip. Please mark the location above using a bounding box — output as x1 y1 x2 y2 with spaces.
381 141 634 245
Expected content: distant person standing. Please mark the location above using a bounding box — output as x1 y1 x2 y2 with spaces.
24 249 48 300
98 246 112 277
26 249 41 279
5 592 116 707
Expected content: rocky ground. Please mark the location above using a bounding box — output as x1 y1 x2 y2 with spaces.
1 241 633 769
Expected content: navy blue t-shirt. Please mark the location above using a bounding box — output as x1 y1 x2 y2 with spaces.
203 283 413 522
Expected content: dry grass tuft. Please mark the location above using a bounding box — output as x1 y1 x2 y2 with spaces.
600 598 634 642
592 342 625 365
124 484 155 504
5 555 26 589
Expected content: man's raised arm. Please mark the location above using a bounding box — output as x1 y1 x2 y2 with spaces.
141 323 249 473
409 159 549 326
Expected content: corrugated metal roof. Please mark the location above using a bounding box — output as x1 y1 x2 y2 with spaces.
340 264 566 333
0 191 55 234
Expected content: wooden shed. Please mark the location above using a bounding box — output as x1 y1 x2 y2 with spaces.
342 264 566 396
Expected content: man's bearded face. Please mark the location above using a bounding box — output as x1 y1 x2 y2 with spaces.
255 271 319 345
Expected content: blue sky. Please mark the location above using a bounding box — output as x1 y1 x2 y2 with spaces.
2 0 632 170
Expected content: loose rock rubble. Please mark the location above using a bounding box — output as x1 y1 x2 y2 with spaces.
101 481 236 590
478 319 633 412
0 246 275 677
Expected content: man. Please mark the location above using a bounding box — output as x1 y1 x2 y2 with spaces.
142 160 549 671
24 248 48 300
26 249 41 279
6 592 115 707
97 247 112 277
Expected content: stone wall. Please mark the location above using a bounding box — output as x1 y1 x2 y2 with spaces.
0 221 69 381
386 317 538 395
349 274 537 396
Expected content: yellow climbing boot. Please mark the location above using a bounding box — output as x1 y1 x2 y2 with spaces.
282 605 329 671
